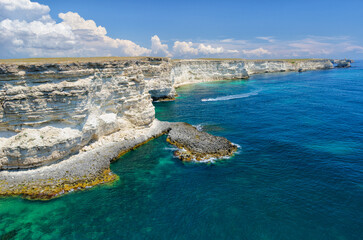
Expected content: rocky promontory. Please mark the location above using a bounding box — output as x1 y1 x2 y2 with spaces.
0 57 351 199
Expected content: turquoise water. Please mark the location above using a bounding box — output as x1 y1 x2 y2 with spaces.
1 63 363 239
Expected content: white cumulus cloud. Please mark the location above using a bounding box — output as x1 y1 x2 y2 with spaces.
172 41 233 57
0 18 75 58
1 0 361 59
256 36 275 43
242 48 271 56
173 41 199 56
151 35 171 57
59 12 107 39
227 49 239 53
0 0 150 58
198 44 224 55
57 12 151 56
0 0 51 22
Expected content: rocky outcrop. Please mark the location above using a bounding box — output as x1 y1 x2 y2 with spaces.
167 122 237 161
0 57 346 199
333 59 352 68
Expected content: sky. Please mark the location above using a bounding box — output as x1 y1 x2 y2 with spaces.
1 0 362 59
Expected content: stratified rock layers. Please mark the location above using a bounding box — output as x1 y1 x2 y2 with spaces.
0 59 165 169
0 57 340 199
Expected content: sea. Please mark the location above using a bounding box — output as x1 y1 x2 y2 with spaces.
0 61 362 240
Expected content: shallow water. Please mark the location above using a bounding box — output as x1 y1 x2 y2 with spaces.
1 62 362 239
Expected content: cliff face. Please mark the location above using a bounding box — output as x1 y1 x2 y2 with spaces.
170 59 333 88
171 60 249 88
0 58 169 169
245 59 333 74
0 58 338 169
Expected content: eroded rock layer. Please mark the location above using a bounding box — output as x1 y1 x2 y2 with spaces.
0 58 172 169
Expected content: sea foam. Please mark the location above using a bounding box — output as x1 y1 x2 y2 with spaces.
193 123 204 131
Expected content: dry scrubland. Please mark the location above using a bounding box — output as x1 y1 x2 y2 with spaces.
0 57 324 65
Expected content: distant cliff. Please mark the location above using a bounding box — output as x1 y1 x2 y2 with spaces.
149 58 336 100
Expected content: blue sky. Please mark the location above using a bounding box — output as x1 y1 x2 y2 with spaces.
1 0 362 59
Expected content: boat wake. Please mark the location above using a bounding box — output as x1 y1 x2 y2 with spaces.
201 90 260 102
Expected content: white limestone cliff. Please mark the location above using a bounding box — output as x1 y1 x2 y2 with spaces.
0 58 339 170
0 59 163 169
170 60 249 88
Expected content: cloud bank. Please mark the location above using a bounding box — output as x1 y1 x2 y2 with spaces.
0 0 151 58
0 0 362 59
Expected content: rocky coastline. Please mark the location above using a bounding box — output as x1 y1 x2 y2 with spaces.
0 57 351 199
0 121 237 199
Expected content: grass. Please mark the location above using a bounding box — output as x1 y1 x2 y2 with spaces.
0 56 165 64
194 58 326 63
0 56 328 65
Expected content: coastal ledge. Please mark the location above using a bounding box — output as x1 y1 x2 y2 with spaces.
0 57 352 199
0 121 237 200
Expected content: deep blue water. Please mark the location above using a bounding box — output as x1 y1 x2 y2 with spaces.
1 62 362 239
